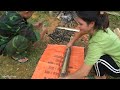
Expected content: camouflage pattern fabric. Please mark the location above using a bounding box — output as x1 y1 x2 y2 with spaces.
0 11 39 56
3 35 30 57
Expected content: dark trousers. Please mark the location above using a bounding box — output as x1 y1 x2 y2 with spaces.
94 55 120 77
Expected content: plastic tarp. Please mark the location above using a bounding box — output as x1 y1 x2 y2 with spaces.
32 44 84 79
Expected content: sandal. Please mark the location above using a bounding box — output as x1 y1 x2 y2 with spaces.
11 56 29 63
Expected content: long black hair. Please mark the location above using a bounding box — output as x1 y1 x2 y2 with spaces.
76 11 109 31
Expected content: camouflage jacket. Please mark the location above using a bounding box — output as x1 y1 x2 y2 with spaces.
0 11 37 45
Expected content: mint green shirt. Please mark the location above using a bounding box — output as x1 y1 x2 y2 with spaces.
85 28 120 67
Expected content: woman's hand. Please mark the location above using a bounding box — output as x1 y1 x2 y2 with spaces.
58 74 76 79
66 42 73 48
58 76 72 79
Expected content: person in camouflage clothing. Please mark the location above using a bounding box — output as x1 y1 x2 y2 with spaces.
0 11 44 62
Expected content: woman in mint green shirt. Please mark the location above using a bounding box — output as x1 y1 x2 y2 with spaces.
61 11 120 79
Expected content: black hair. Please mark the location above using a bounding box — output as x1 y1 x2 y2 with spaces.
76 11 109 31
